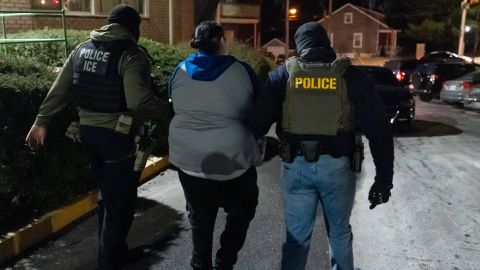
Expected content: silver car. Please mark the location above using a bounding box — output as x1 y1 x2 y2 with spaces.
440 71 480 104
463 85 480 110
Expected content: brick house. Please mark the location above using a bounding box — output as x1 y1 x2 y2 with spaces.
0 0 208 44
1 0 262 47
319 3 400 57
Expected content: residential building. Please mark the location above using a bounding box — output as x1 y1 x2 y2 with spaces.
0 0 202 44
319 3 400 57
1 0 261 47
216 0 261 49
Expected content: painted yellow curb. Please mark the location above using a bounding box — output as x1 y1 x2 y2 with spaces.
0 155 170 265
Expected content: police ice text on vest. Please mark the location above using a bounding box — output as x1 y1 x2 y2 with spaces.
79 48 110 73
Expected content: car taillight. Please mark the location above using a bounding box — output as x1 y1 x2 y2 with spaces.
463 81 473 91
396 71 405 81
429 74 438 82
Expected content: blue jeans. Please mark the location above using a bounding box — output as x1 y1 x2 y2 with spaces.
280 155 356 270
80 126 140 270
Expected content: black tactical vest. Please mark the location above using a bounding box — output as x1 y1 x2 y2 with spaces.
72 40 134 113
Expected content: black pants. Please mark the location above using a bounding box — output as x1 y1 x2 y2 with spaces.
178 167 259 270
80 126 140 270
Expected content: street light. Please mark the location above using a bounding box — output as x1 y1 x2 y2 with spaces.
288 7 299 20
466 25 472 32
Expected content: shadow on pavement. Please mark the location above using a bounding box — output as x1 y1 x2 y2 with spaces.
393 119 463 137
122 197 186 270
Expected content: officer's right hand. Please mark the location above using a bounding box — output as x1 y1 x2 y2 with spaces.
25 124 47 150
368 182 392 209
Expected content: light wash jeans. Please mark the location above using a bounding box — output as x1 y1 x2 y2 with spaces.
280 155 356 270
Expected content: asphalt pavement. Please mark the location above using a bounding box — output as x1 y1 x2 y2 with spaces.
3 97 480 270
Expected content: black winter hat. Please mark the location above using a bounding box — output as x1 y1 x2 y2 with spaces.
107 5 141 38
294 22 336 57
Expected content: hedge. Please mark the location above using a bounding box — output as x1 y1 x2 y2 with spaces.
0 28 272 237
0 57 92 236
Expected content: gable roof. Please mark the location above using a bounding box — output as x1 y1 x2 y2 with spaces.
357 6 385 19
262 38 286 48
319 3 395 30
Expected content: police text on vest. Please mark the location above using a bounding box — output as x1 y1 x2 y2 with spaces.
295 77 337 90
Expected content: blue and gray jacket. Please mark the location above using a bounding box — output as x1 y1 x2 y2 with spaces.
168 52 261 177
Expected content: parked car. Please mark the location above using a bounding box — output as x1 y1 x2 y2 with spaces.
357 66 415 125
440 71 480 104
410 61 477 102
384 58 421 86
463 86 480 110
420 51 473 63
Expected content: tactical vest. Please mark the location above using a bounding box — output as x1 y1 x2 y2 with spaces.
282 57 355 136
72 40 133 113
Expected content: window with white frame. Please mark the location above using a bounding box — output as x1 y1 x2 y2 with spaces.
31 0 148 16
353 33 363 48
344 12 353 24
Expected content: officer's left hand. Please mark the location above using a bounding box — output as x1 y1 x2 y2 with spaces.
368 182 392 209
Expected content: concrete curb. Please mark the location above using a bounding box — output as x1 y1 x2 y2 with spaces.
0 155 170 265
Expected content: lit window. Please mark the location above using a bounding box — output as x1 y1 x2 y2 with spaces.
353 33 363 48
64 0 91 12
344 12 353 24
96 0 145 15
31 0 61 10
61 0 146 16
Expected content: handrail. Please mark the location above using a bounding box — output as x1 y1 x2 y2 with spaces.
0 7 68 57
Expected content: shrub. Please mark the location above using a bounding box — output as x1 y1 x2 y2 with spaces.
0 66 92 236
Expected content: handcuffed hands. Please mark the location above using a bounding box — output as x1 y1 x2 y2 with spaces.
368 182 392 209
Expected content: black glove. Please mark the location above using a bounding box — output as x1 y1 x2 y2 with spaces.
368 182 392 209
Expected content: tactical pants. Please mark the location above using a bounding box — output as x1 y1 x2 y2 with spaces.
80 126 139 270
178 167 259 270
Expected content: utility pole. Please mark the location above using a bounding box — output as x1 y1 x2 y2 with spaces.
458 0 468 56
285 0 290 56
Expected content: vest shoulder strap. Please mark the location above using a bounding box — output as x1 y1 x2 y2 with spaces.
331 57 351 76
286 56 299 74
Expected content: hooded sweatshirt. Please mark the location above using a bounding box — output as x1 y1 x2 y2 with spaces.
35 23 169 129
168 53 260 179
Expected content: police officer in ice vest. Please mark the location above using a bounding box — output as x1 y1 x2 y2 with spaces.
26 4 170 270
247 22 394 270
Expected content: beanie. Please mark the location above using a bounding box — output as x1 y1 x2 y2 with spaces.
107 4 141 40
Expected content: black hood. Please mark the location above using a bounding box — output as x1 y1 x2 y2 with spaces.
294 22 336 63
